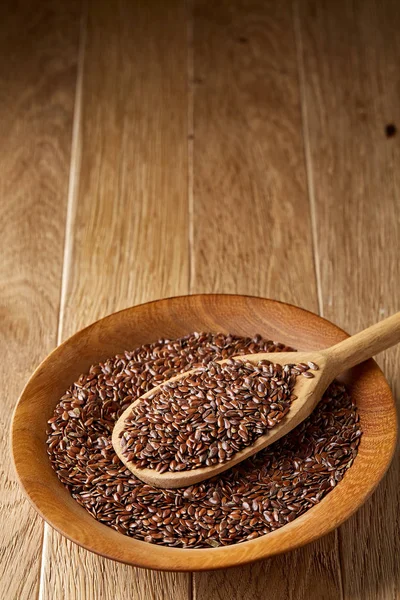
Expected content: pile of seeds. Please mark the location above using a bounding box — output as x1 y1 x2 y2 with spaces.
46 332 361 548
120 358 318 472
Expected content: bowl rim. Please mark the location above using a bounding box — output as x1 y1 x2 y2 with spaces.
11 293 398 571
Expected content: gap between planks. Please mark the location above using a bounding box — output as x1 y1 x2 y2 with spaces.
293 1 344 599
292 0 324 319
187 0 195 296
187 2 194 598
38 3 88 599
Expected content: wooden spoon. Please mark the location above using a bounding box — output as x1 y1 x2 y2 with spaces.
112 312 400 488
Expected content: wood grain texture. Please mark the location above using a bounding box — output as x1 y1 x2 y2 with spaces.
0 2 80 599
191 1 342 599
60 0 189 335
297 1 400 598
42 538 189 600
39 0 190 598
190 0 316 308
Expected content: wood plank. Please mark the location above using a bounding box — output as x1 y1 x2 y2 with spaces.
191 0 317 306
297 1 400 598
39 1 190 599
191 1 342 599
0 2 81 599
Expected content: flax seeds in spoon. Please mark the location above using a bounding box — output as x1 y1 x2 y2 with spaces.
119 358 319 473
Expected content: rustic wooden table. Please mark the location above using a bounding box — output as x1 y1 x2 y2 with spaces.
1 1 399 599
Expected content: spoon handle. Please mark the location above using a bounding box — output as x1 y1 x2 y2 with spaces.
325 311 400 373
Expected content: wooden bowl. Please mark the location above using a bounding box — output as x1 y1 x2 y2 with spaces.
11 295 397 571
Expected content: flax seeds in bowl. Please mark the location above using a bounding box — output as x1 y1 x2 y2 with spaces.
46 332 361 549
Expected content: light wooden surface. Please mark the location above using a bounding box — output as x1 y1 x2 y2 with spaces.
0 2 80 599
1 0 399 597
298 3 400 599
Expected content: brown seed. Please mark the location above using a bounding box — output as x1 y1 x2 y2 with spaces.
308 362 319 370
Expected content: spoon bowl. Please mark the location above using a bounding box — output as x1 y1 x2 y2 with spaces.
112 350 330 488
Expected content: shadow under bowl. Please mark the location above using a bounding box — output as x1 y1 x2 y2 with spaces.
11 294 397 571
